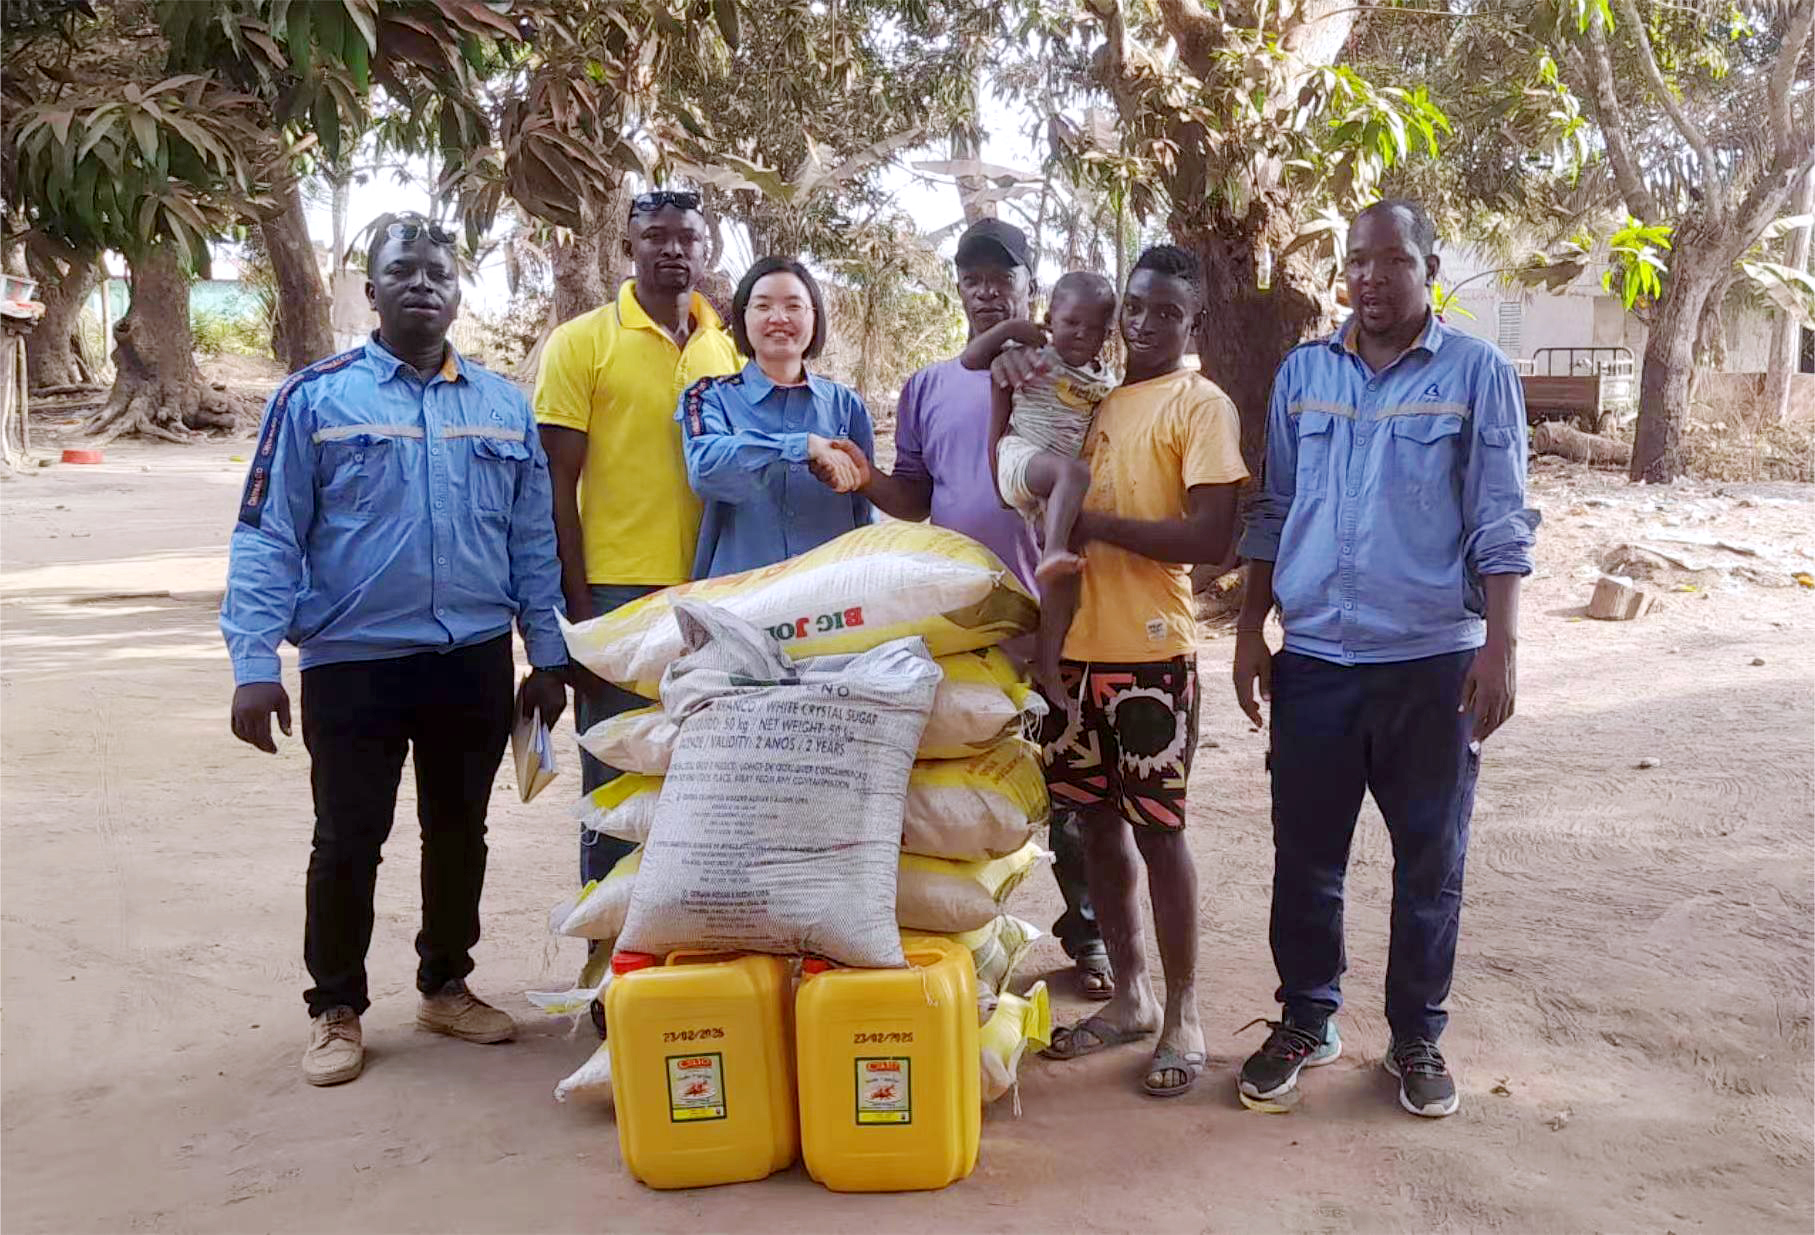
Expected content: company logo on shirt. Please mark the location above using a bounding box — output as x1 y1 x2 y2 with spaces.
1419 382 1445 402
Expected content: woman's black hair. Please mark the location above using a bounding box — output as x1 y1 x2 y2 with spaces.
731 257 827 361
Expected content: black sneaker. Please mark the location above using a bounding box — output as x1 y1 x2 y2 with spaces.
1238 1017 1342 1108
1385 1038 1459 1117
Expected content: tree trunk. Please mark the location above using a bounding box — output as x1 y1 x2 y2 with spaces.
1184 213 1332 476
1765 169 1815 423
260 181 335 372
23 233 101 389
83 245 248 444
1630 255 1723 483
550 218 611 326
596 178 630 296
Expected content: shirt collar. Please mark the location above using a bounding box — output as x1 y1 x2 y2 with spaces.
365 331 464 384
1331 309 1444 366
617 280 724 343
738 358 831 403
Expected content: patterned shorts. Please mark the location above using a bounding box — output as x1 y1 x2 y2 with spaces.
1035 657 1199 830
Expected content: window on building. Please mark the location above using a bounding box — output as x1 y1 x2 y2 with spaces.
1496 302 1523 357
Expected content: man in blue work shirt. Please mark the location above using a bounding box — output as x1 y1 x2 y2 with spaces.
222 212 570 1088
1231 199 1538 1120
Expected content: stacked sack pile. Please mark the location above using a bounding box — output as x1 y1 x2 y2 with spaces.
535 523 1055 1108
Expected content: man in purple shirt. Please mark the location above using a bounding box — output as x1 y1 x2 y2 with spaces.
837 219 1111 999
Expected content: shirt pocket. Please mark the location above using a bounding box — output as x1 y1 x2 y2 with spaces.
317 434 401 520
1292 410 1338 495
468 435 531 515
1387 414 1464 510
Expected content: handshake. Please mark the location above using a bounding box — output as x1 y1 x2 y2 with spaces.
805 434 871 494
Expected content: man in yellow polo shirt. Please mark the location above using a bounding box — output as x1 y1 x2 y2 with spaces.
534 190 740 908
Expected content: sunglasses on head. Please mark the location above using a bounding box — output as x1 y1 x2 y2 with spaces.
385 214 457 247
629 190 701 217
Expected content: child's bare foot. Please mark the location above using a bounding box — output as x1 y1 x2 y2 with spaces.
1035 551 1083 585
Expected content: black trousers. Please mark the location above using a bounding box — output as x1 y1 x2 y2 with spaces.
1267 649 1479 1043
300 636 514 1016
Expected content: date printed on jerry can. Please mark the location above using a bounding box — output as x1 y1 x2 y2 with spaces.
667 1053 727 1122
856 1058 912 1125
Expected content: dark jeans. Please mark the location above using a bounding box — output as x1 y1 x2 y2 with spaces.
300 635 514 1017
578 583 663 886
1267 649 1479 1044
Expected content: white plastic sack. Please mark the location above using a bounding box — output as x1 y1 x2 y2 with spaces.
616 602 939 968
555 1041 614 1104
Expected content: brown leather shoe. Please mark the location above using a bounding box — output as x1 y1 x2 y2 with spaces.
302 1007 364 1086
416 980 516 1044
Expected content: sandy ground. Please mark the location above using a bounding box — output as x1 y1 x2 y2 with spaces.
3 437 1812 1234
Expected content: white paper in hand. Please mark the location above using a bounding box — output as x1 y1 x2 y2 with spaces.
513 708 558 803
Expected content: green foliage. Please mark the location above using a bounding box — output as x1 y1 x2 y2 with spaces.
1601 216 1673 309
9 77 268 266
191 304 272 356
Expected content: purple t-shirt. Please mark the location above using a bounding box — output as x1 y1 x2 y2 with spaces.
893 358 1041 592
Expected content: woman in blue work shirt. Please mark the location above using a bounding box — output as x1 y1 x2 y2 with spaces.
678 257 874 578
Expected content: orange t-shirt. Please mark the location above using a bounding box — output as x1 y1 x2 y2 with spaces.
1064 367 1248 662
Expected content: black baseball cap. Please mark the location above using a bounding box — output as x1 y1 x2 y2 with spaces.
954 218 1032 271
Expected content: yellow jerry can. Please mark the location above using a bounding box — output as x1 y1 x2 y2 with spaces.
795 935 981 1192
605 951 798 1190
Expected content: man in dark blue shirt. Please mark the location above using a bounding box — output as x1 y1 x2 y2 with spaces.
224 213 569 1087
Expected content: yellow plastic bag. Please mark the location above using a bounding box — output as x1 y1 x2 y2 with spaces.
904 739 1049 860
896 842 1049 934
561 522 1038 697
577 740 1046 862
981 981 1052 1104
580 650 1047 771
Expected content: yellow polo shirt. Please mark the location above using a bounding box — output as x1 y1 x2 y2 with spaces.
534 282 741 585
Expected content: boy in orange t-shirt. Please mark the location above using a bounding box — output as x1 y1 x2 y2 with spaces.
994 245 1247 1098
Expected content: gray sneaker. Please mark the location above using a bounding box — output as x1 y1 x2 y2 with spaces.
1385 1038 1459 1118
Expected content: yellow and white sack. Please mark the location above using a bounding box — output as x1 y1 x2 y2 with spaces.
904 739 1048 860
579 648 1046 772
981 981 1052 1105
920 647 1047 758
950 915 1043 996
553 843 1047 942
551 847 642 941
560 522 1038 697
577 739 1046 862
897 842 1049 934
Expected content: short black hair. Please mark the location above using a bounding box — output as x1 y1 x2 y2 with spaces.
1357 199 1438 258
1051 271 1117 318
731 257 827 360
1131 244 1203 302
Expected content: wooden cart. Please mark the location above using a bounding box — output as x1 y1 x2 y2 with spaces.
1517 346 1636 433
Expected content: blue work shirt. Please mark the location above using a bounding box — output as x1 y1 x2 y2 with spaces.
1239 313 1539 665
678 361 875 578
221 334 567 685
